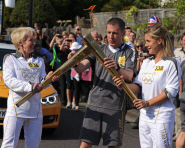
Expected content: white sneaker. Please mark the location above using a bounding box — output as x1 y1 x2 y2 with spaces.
75 74 80 81
72 102 76 109
66 102 71 108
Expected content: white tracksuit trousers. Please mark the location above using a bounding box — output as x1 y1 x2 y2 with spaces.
1 116 42 148
139 120 174 148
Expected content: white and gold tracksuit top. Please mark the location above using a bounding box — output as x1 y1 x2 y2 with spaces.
3 50 47 118
134 56 181 123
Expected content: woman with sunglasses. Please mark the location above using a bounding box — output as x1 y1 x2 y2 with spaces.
134 39 149 72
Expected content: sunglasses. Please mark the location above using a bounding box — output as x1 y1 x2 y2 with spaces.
77 28 81 31
136 45 143 48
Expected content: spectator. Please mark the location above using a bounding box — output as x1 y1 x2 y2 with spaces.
104 35 108 44
98 34 103 42
34 22 39 30
173 33 185 141
126 31 136 48
34 44 53 64
49 33 72 106
35 33 42 47
42 29 50 50
91 31 102 45
175 33 185 62
124 27 132 43
134 39 148 72
75 26 85 45
176 60 185 148
44 22 49 29
69 41 93 111
61 32 77 108
91 31 99 41
132 39 148 129
62 31 69 39
36 27 42 40
42 54 49 74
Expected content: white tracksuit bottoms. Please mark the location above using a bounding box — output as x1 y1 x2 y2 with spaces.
1 116 42 148
139 120 174 148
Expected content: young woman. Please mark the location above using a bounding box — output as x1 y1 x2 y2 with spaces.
1 27 59 148
113 23 181 148
134 39 147 73
49 32 72 107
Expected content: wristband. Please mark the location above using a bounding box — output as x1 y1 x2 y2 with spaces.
146 101 149 107
116 64 120 71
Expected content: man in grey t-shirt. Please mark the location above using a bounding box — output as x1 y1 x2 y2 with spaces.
70 18 135 148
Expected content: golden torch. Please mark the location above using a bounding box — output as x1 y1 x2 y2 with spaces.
16 33 137 107
81 34 137 101
15 45 92 107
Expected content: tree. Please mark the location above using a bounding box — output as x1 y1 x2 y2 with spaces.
49 0 109 21
9 0 57 27
162 0 185 33
3 4 14 28
101 0 160 11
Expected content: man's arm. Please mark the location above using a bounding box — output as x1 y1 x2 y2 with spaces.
180 79 183 95
74 59 91 73
118 69 134 82
103 57 134 82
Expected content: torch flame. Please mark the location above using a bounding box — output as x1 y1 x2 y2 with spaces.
84 5 98 32
84 5 96 13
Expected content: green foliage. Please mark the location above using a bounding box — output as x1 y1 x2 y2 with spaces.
102 0 160 11
3 3 14 28
125 0 185 35
161 0 185 33
125 6 138 26
9 0 57 27
32 0 57 27
49 0 109 21
101 0 133 11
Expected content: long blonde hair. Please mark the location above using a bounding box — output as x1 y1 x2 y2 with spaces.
144 23 174 58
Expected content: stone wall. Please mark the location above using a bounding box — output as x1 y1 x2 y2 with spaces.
89 8 177 38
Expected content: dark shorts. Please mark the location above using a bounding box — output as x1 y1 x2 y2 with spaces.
80 105 125 146
180 102 185 132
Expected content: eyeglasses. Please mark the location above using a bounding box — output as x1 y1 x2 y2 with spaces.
136 45 143 48
77 28 81 31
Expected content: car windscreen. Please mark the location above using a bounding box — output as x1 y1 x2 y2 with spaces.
0 49 16 70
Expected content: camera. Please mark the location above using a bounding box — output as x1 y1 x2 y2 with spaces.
66 39 72 42
140 53 148 57
64 43 68 46
57 35 63 38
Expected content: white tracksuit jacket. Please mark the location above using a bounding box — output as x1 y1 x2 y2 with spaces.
3 50 47 118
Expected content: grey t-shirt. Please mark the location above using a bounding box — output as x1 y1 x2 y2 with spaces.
181 60 185 92
87 43 134 111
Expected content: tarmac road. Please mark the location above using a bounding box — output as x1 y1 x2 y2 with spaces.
0 103 176 148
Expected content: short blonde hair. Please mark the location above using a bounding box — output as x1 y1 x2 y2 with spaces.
62 31 69 37
11 27 36 50
144 23 174 58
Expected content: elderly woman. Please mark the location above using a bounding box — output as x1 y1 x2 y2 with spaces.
1 27 59 148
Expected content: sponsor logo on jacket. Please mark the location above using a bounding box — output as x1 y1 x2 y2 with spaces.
28 63 39 68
